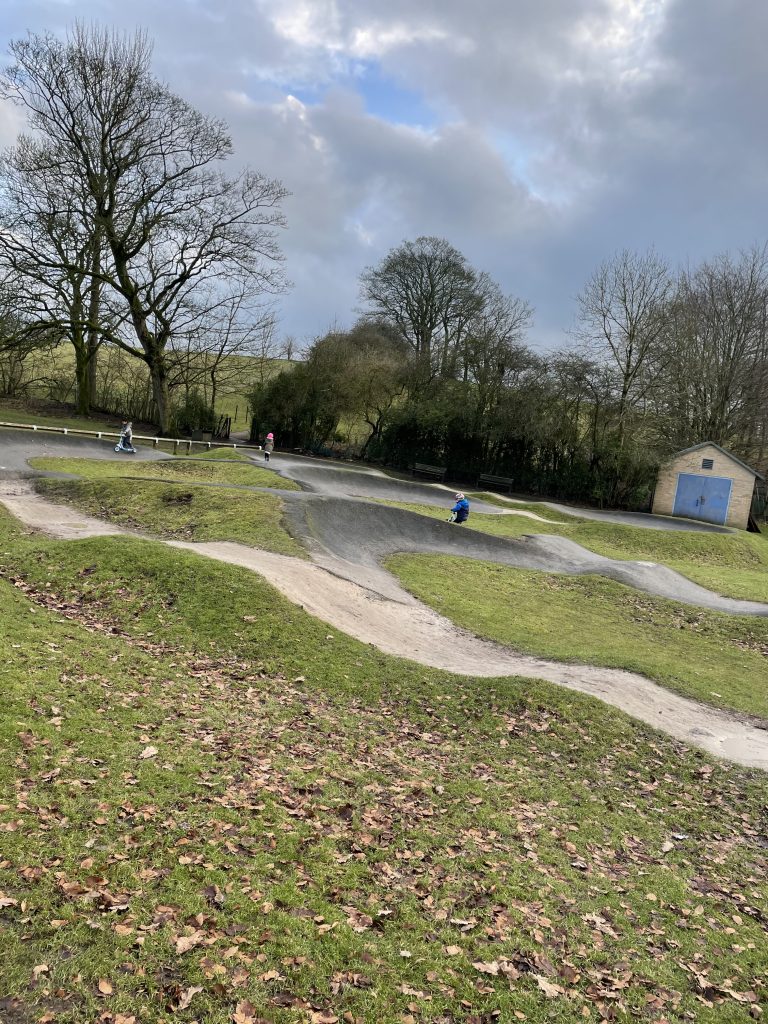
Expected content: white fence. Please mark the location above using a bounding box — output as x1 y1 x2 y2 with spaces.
0 420 262 455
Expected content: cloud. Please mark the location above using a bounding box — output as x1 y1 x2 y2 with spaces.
0 0 766 348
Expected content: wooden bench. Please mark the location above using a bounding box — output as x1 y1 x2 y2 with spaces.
412 462 447 482
477 473 514 493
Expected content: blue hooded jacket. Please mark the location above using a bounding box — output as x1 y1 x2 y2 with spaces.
451 497 470 523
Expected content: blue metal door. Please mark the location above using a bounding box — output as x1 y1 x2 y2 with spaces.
673 473 732 525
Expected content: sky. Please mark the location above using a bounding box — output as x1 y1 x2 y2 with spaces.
0 0 766 352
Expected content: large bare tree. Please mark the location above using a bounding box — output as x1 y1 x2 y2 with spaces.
575 248 673 447
0 136 109 413
359 236 481 377
652 246 768 458
1 24 288 432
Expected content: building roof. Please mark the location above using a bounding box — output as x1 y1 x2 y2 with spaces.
670 441 764 481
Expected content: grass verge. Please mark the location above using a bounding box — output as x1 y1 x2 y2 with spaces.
388 554 768 720
0 506 766 1022
33 477 306 557
382 501 768 604
29 455 297 490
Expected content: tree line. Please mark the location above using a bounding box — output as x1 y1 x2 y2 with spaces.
0 23 287 433
252 238 768 509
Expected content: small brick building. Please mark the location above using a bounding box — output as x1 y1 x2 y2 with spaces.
652 442 763 529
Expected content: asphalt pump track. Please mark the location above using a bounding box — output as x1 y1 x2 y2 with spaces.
1 442 767 767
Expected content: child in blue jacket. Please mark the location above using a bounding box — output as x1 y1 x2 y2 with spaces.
448 492 470 524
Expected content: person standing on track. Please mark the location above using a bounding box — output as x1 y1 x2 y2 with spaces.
448 492 470 523
263 432 275 462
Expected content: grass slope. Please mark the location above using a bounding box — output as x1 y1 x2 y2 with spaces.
0 402 126 433
30 455 297 490
383 500 768 603
34 478 305 557
0 506 766 1023
388 554 768 720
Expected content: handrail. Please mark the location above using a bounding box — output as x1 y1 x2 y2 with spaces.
0 420 262 455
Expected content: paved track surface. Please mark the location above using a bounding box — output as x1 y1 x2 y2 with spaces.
271 452 731 532
278 495 768 615
274 455 510 514
540 500 733 533
0 430 764 616
0 427 165 475
1 478 766 769
2 430 768 768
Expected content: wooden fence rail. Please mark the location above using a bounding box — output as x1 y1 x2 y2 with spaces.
0 421 262 456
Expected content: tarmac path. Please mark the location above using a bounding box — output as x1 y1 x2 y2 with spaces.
268 453 733 532
1 429 767 767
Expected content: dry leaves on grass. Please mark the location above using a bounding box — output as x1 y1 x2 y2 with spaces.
3 567 767 1024
231 999 270 1024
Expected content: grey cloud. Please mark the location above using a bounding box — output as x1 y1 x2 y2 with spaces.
1 0 767 348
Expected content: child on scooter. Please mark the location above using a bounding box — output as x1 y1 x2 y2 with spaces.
115 421 136 454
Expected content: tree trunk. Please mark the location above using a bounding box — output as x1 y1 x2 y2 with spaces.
73 339 90 416
86 231 103 409
210 369 218 415
149 357 171 434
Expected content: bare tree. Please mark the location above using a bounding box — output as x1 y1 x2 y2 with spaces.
359 236 481 376
0 136 112 414
0 275 58 397
168 282 279 412
280 335 298 362
652 246 768 458
2 24 288 432
575 248 673 447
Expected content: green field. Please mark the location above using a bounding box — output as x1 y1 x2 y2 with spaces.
0 400 127 434
0 501 766 1023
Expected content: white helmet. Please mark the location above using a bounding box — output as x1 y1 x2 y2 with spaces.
455 492 465 500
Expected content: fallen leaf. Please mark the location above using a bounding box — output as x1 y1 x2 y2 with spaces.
176 985 203 1010
444 945 462 956
472 961 499 976
97 978 113 995
343 906 374 932
232 1000 265 1024
174 931 205 954
139 746 158 759
534 974 564 998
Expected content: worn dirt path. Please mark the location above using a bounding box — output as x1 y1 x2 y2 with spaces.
2 480 766 770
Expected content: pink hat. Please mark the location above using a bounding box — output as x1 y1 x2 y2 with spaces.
266 432 274 439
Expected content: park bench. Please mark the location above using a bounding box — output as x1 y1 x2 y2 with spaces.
477 472 515 493
412 462 447 482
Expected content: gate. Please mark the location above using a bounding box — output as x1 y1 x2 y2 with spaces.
673 473 732 525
